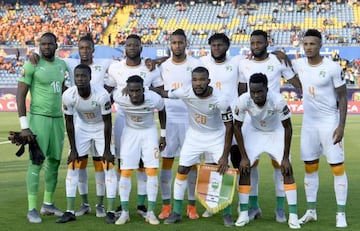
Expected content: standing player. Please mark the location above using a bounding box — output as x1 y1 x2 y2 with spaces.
57 64 117 224
16 32 67 223
113 75 166 225
64 35 113 87
66 35 113 218
233 73 301 229
157 28 202 220
236 29 302 222
293 29 348 228
199 33 242 218
28 35 114 218
105 34 164 217
200 33 241 103
153 67 235 227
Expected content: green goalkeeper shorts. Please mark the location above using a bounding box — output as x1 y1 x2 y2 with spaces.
29 114 64 161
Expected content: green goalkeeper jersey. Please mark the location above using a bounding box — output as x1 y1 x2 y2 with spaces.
19 57 67 117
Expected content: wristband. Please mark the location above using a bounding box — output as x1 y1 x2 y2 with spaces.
160 129 166 137
19 116 29 129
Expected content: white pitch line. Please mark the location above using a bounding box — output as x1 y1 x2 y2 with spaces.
0 141 11 144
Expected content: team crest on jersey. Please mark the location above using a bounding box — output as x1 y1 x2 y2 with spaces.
143 107 151 111
140 72 146 78
226 65 232 72
319 70 326 78
267 109 275 116
92 101 98 107
267 65 274 72
208 104 215 110
94 65 101 72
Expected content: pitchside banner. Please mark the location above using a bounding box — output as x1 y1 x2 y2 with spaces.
196 164 238 214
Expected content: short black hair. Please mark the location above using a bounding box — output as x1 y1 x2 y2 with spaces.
127 75 144 85
40 32 57 43
249 73 268 87
250 30 268 40
74 64 92 76
192 66 209 77
304 29 322 40
171 28 187 39
126 34 141 42
208 33 230 47
79 34 95 48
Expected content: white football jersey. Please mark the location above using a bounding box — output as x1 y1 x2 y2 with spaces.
62 84 111 124
160 56 201 121
114 89 165 129
64 58 113 87
293 57 345 124
238 53 295 92
168 86 231 133
200 55 241 102
234 91 291 131
107 59 163 90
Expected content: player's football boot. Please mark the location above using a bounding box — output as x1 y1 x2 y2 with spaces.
298 209 317 224
146 211 160 225
164 212 182 224
56 212 76 223
136 205 147 218
95 204 106 218
115 210 130 225
235 211 250 227
202 210 213 218
288 213 301 229
105 211 116 224
336 212 348 228
27 208 42 223
114 205 122 217
40 203 63 216
75 203 91 216
248 207 262 220
275 208 287 223
223 214 235 227
158 205 172 219
186 205 199 219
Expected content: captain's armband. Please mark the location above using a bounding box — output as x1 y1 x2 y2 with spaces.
221 107 233 122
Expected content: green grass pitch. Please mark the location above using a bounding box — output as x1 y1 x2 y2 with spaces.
0 112 359 231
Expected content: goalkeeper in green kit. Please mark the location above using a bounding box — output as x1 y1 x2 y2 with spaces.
16 32 68 223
